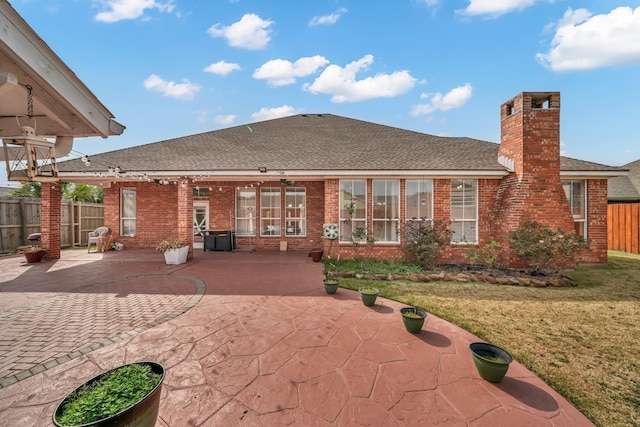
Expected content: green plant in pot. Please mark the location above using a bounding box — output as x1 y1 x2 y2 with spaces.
469 342 513 383
400 307 427 334
323 278 339 294
53 361 165 427
358 287 379 306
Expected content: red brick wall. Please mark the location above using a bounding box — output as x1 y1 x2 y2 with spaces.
41 183 61 259
583 179 608 263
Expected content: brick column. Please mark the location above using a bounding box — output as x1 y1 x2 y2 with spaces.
40 182 61 259
177 179 194 259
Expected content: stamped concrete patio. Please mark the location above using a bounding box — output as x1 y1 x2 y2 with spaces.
0 249 593 426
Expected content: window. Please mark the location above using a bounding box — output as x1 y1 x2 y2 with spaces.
236 188 256 236
372 180 400 242
260 188 281 237
450 179 477 243
339 179 366 243
121 188 136 237
562 180 587 237
406 179 433 222
285 187 306 236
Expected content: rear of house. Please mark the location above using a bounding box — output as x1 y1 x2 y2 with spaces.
51 91 625 267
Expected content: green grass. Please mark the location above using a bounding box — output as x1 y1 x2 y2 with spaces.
55 363 161 426
331 251 640 427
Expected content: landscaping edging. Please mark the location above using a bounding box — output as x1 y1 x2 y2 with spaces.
327 268 578 287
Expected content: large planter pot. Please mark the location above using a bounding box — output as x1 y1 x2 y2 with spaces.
469 342 513 383
310 248 323 262
359 287 379 306
323 278 339 294
400 307 427 334
24 250 45 263
163 246 189 265
53 361 165 427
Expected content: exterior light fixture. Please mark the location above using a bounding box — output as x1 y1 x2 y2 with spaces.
259 166 267 173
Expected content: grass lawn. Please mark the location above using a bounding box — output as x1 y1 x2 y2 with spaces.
331 251 639 427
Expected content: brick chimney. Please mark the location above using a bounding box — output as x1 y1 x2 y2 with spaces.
492 92 575 266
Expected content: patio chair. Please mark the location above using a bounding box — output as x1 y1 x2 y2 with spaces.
88 226 110 253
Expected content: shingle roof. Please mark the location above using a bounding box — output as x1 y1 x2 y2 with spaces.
57 114 623 176
608 159 640 201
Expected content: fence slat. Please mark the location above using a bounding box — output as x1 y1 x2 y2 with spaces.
0 197 104 252
608 203 640 254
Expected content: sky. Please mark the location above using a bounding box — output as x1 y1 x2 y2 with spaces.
3 0 640 187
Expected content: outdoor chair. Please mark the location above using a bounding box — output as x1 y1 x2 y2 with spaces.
87 226 110 253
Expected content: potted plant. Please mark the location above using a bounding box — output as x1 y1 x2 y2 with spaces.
469 342 513 383
400 307 427 334
155 238 188 265
23 246 45 263
53 361 165 427
323 278 339 294
358 287 379 306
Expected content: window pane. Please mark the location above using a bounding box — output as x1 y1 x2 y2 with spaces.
260 188 281 236
285 187 306 236
121 189 136 237
563 180 587 238
372 180 399 243
340 180 366 242
406 180 433 220
450 179 477 243
236 189 256 235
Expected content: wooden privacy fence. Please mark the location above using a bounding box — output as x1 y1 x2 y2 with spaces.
608 203 640 254
0 197 104 254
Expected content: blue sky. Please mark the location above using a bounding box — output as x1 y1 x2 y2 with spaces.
3 0 640 187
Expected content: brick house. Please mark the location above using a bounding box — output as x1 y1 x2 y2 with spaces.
54 91 625 267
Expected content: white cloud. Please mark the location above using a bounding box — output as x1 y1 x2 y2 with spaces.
309 8 348 27
304 55 417 103
253 56 329 86
93 0 175 23
251 105 300 122
207 14 274 50
214 114 236 126
410 83 473 116
537 6 640 71
143 74 200 101
457 0 535 18
204 61 242 76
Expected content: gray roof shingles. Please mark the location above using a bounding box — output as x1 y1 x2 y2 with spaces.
608 159 640 201
57 114 624 176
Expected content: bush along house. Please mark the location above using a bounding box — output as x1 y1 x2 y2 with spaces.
51 91 626 268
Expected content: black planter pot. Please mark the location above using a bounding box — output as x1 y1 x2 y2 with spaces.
469 342 513 383
359 288 379 306
53 361 165 427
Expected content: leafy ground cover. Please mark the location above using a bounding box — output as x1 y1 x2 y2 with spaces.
328 251 640 427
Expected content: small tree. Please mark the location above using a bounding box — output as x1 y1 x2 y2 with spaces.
405 219 453 270
509 221 590 274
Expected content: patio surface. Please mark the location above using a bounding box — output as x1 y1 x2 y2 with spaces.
0 249 593 426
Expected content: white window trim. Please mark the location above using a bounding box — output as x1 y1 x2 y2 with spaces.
450 179 478 244
236 188 256 236
120 188 136 237
285 187 306 237
260 187 281 237
372 179 400 243
339 179 367 244
405 179 434 222
563 179 587 238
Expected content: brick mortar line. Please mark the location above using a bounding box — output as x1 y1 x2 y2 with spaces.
0 275 206 389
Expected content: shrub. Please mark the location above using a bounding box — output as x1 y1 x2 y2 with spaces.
509 222 590 273
464 238 502 267
405 220 453 270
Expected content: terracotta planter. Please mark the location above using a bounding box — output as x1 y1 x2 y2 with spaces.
310 248 323 262
469 342 513 383
53 361 165 427
24 250 45 263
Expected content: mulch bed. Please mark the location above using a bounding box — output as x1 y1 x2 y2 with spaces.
328 264 578 287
